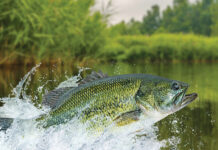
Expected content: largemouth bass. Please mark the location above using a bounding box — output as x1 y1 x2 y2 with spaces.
0 71 198 131
40 71 197 129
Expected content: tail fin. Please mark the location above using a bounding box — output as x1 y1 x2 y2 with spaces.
0 118 13 131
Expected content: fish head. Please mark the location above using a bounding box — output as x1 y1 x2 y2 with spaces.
136 78 197 116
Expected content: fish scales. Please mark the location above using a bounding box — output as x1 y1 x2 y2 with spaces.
38 73 197 130
0 73 198 132
44 76 142 127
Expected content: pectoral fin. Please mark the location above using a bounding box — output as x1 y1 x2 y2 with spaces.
114 109 141 126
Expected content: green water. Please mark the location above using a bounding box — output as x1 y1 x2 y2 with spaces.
0 63 217 150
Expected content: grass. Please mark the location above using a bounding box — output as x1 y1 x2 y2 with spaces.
100 34 218 63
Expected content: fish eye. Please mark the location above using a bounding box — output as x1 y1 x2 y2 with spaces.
172 81 180 91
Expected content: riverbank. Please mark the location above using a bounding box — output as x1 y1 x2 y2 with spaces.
100 34 218 63
1 34 218 66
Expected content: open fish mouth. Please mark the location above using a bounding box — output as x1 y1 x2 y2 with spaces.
181 93 198 107
172 92 198 113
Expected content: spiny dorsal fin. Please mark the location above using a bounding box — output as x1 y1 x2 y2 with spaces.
42 87 74 109
42 71 108 109
79 70 109 85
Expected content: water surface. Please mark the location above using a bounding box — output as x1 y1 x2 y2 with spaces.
0 63 217 150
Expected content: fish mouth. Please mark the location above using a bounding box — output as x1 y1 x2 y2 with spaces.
173 92 198 112
181 93 198 107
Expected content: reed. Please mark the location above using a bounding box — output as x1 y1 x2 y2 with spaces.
0 0 107 65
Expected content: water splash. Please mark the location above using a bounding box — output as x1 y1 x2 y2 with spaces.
12 63 41 99
0 65 166 150
57 67 90 89
0 64 45 119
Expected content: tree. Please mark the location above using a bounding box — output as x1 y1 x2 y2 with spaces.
161 0 213 35
126 19 141 35
161 0 192 33
173 0 188 6
109 19 141 36
211 3 218 36
140 5 161 35
189 0 213 35
109 21 128 35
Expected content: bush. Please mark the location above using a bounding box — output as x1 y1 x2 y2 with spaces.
0 0 107 64
100 34 218 62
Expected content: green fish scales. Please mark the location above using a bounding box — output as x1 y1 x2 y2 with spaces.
0 72 198 132
44 76 142 128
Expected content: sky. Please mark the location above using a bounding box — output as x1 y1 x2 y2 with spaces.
93 0 197 24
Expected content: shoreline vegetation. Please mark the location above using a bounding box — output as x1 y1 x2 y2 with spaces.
0 0 218 66
1 34 218 66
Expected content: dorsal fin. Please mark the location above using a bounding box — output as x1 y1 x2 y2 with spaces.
42 87 74 109
42 71 108 109
79 70 109 85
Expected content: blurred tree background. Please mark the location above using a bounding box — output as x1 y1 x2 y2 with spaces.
0 0 218 65
112 0 215 36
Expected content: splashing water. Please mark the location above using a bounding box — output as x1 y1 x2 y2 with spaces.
0 65 167 150
57 67 90 88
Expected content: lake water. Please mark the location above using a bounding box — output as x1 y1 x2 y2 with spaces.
0 63 217 150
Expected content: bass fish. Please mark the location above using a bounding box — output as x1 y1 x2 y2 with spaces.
40 71 197 128
0 71 197 130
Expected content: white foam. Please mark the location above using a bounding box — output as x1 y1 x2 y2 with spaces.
0 65 166 150
0 97 45 119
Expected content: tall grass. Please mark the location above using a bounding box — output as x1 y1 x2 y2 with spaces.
100 34 218 63
0 0 107 65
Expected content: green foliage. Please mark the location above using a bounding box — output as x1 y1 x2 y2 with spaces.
140 5 161 35
161 1 192 33
109 21 128 36
118 0 215 36
100 34 218 62
160 0 213 35
0 0 107 62
109 19 141 36
211 3 218 36
0 0 218 65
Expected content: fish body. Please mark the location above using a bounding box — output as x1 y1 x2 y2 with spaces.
0 72 197 131
44 74 142 128
41 73 197 129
